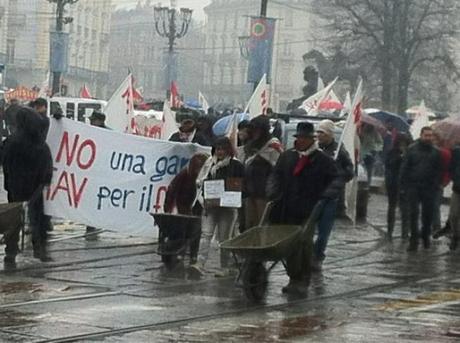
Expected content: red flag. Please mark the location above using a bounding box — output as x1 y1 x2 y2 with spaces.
80 84 92 98
170 81 182 108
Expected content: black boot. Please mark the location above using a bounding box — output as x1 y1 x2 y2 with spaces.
407 239 418 252
423 236 431 249
39 244 53 262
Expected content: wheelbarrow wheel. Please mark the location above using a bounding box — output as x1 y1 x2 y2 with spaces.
241 261 268 302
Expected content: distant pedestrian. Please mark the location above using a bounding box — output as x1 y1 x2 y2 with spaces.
448 142 460 251
86 110 109 236
196 115 216 146
384 133 411 240
314 120 354 271
169 117 210 146
359 123 383 185
195 137 244 276
432 132 451 233
2 107 54 263
267 122 337 295
400 127 442 251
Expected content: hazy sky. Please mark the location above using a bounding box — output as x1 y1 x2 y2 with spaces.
116 0 212 20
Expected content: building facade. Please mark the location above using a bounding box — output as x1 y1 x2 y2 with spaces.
203 0 314 112
2 0 112 98
0 0 8 65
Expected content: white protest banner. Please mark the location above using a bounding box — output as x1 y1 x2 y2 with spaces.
44 118 210 236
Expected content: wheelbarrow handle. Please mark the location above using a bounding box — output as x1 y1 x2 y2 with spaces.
258 201 275 227
300 200 327 242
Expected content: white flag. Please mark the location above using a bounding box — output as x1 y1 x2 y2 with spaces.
161 100 178 140
340 91 352 118
299 77 338 115
409 100 430 139
244 74 269 118
105 74 135 133
317 76 325 91
198 91 210 113
38 72 50 98
337 79 364 223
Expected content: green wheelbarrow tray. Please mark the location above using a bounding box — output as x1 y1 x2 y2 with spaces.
0 203 24 235
220 225 302 262
221 201 324 263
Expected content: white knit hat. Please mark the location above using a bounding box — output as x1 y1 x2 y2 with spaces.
317 119 335 136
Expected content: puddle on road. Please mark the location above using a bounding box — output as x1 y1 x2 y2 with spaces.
0 281 43 294
376 288 460 311
0 310 37 328
206 315 328 342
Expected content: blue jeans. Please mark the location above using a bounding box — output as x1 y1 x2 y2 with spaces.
314 199 338 261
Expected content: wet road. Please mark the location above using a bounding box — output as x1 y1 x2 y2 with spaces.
0 190 459 342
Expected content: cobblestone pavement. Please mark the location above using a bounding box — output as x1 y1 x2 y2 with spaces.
0 187 458 342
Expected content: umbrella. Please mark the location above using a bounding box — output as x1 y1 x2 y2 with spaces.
212 113 249 137
361 113 387 135
365 109 410 132
433 118 460 148
318 99 343 111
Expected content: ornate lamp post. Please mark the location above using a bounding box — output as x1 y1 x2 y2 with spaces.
154 5 193 91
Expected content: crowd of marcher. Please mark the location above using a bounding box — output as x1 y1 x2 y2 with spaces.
1 98 459 296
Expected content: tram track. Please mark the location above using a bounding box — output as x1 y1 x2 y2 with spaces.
29 272 459 343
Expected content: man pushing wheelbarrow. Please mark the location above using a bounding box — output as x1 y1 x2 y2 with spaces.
266 122 338 295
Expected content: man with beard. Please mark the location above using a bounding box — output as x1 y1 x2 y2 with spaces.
400 126 442 251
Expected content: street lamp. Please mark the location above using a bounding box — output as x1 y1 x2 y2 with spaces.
154 5 193 92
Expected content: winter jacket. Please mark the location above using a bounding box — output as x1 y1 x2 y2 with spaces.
320 140 354 196
450 144 460 194
164 154 207 215
243 137 282 198
2 107 53 202
400 140 442 191
267 148 338 225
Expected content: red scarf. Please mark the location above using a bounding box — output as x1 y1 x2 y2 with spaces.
293 155 311 176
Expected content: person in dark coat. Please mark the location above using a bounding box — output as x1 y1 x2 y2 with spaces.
4 99 21 135
195 137 245 276
243 115 283 230
2 107 54 263
314 120 354 270
400 126 442 251
385 133 411 240
267 122 338 295
164 153 209 266
169 118 210 146
196 115 216 146
448 143 460 251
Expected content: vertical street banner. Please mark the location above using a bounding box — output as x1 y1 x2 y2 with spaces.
44 119 210 236
247 17 276 84
50 32 69 73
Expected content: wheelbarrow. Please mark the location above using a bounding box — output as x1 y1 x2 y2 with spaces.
0 203 25 252
151 213 201 270
220 201 324 301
